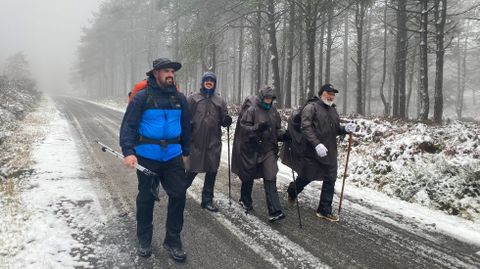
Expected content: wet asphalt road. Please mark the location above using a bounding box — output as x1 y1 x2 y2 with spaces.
54 96 480 269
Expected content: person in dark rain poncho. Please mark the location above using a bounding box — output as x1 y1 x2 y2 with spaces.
282 83 356 222
185 72 232 212
232 86 290 222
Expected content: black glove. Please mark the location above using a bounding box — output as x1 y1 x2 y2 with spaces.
278 131 291 142
222 115 233 127
256 121 270 132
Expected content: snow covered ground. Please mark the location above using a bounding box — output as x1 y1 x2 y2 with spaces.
0 97 107 268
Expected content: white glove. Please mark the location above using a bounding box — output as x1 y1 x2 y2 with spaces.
315 143 328 157
345 123 357 133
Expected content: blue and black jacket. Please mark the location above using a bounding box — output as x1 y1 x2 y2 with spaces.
120 76 191 162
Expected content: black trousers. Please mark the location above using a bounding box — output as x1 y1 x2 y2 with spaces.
287 174 336 215
185 171 217 205
240 179 283 216
136 155 187 249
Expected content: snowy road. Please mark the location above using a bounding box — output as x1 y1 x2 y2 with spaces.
54 96 480 268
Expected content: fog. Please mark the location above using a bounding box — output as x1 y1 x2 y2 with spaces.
0 0 100 93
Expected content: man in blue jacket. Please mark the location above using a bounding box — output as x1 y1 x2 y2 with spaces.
120 58 191 262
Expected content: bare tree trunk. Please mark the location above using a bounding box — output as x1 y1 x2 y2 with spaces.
284 0 295 108
232 32 237 103
455 35 462 119
379 0 390 116
355 1 366 115
418 0 430 121
237 18 244 104
305 0 318 99
298 12 305 104
255 7 262 92
462 25 469 112
318 19 325 88
266 0 282 106
280 15 287 93
342 10 349 115
433 0 447 123
406 43 418 118
456 21 469 119
325 5 333 84
210 39 217 73
393 0 408 118
174 18 180 60
264 47 270 85
363 12 372 115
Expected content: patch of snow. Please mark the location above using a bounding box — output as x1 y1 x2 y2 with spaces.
1 97 105 268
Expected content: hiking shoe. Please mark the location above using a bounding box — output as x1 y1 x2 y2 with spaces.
268 211 286 223
163 243 187 262
138 246 152 258
239 200 253 213
316 212 339 222
201 202 219 212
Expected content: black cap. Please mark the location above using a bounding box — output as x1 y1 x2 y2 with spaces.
146 58 182 77
318 83 339 96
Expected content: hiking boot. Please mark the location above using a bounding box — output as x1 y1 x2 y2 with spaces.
268 211 286 223
138 246 152 258
163 243 187 262
239 200 253 213
201 202 219 213
316 212 339 222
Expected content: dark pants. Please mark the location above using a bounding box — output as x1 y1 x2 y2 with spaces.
185 171 217 205
240 179 283 216
240 154 282 216
136 155 187 249
287 175 336 215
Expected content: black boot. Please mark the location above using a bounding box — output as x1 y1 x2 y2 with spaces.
138 245 152 258
239 200 253 213
163 243 187 262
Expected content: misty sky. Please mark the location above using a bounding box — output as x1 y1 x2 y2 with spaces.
0 0 101 93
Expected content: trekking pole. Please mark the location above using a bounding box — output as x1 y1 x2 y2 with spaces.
288 145 302 228
338 133 353 216
96 140 163 201
95 140 158 177
227 126 232 206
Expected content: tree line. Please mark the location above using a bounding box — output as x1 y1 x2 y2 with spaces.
72 0 480 122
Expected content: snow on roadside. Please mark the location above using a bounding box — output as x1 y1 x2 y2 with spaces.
1 97 105 268
80 96 127 113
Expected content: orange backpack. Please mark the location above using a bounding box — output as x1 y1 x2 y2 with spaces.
128 79 181 103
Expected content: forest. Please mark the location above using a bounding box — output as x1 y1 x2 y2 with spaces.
72 0 480 122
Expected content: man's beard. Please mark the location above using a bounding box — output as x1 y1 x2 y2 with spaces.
321 96 334 106
160 77 174 87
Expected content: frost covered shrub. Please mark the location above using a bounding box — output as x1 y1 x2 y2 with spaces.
338 118 480 221
0 75 40 179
